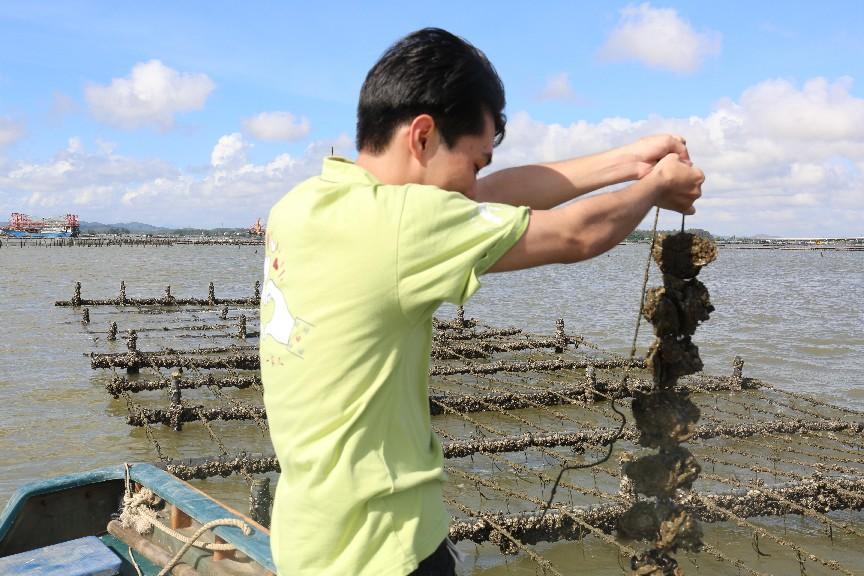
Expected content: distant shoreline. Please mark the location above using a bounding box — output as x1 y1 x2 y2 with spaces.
621 238 864 251
2 233 861 250
0 234 263 247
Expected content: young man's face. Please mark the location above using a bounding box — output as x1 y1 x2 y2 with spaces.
423 112 494 199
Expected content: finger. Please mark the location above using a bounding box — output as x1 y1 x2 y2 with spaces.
667 134 689 160
677 146 692 165
684 205 696 216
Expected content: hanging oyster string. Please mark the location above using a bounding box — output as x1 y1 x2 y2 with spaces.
619 232 717 575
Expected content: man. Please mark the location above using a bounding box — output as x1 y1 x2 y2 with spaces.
260 27 703 575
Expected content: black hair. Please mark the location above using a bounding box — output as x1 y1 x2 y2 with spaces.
356 27 506 153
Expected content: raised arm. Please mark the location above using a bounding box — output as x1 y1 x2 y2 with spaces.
475 134 690 210
488 152 703 272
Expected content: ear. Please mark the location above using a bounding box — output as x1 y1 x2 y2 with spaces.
407 114 437 163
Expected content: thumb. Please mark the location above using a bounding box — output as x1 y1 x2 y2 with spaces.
658 152 681 167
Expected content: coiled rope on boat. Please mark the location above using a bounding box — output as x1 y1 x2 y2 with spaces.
121 463 253 576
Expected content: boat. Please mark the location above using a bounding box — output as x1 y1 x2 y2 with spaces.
248 219 265 237
1 213 80 238
0 463 274 575
1 229 74 239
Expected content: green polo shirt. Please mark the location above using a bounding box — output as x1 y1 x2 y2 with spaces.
260 157 529 575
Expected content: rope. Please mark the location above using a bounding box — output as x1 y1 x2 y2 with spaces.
630 206 661 358
542 207 661 515
120 490 246 552
120 464 252 552
128 545 143 576
156 518 252 576
540 398 626 517
448 467 637 559
446 498 565 575
590 459 864 575
692 495 857 576
121 463 253 575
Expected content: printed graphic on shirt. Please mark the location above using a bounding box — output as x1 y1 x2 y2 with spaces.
475 203 506 226
261 234 313 358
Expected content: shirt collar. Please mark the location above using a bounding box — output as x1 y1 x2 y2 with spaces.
320 156 381 185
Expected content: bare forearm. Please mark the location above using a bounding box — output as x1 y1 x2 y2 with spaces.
488 152 702 274
474 148 639 209
558 177 658 261
489 177 658 273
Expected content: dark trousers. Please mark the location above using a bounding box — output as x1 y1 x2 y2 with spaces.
408 539 456 576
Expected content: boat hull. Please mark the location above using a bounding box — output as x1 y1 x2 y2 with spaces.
0 463 274 575
1 229 74 238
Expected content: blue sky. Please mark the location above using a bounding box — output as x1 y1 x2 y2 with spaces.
0 1 862 235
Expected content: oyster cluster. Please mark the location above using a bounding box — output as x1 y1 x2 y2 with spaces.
619 233 717 575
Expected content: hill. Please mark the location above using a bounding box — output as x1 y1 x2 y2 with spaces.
78 221 248 236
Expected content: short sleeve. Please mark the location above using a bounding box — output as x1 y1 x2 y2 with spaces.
397 185 529 319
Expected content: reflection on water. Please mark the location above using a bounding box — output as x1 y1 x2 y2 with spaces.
0 243 861 574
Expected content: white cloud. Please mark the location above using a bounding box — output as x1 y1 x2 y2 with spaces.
5 73 861 236
85 60 214 129
538 73 582 103
598 3 721 73
211 133 250 168
195 134 352 207
66 137 84 154
73 185 114 205
494 76 864 236
121 176 192 206
243 111 311 141
737 77 864 141
0 117 25 147
0 133 353 227
0 138 178 211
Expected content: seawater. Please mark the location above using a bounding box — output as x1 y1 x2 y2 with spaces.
0 243 861 574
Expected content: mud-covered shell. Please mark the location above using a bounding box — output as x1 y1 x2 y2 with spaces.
617 500 703 553
652 233 717 279
623 446 701 498
670 277 713 335
642 286 679 336
646 336 704 386
657 507 702 552
643 277 714 337
632 389 701 449
617 501 660 541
